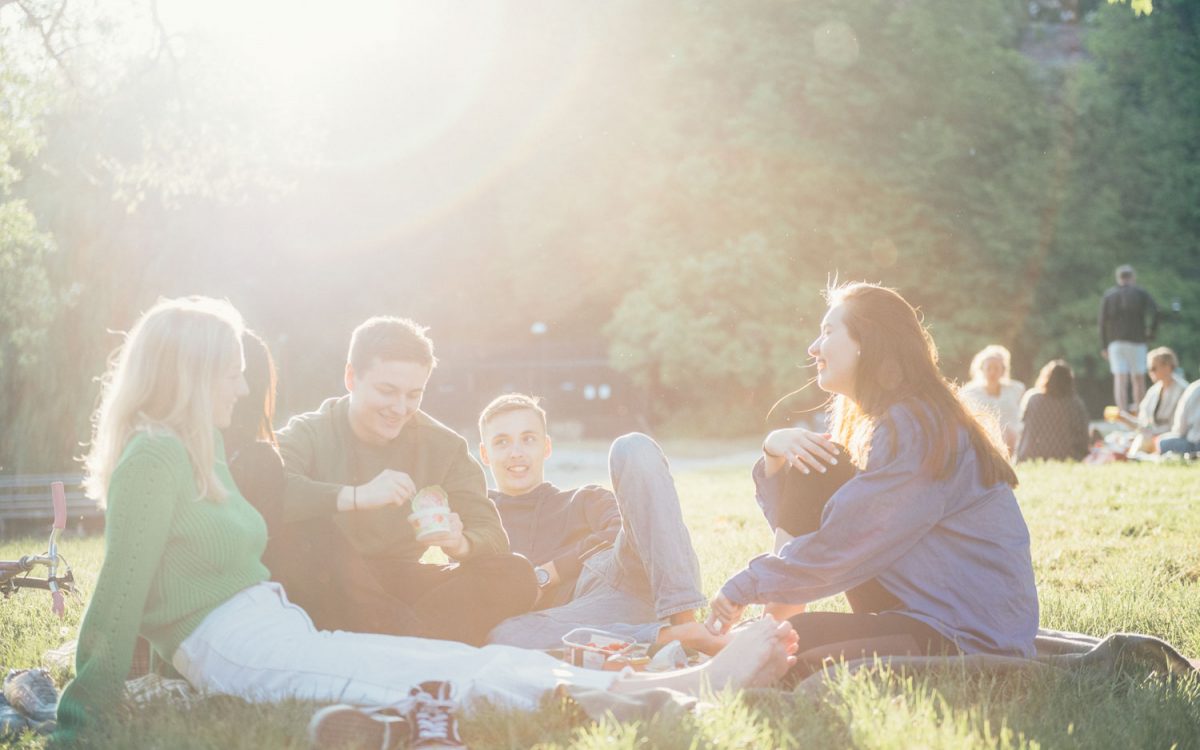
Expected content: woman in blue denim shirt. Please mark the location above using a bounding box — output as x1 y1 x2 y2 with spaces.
708 282 1039 681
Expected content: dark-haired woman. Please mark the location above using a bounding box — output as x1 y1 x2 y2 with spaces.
707 282 1039 680
1016 359 1090 463
223 330 288 573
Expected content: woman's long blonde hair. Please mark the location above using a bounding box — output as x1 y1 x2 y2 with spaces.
84 297 245 505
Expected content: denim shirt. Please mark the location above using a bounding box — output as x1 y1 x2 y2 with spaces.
721 402 1039 657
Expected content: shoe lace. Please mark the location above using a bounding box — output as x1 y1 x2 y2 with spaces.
413 697 455 740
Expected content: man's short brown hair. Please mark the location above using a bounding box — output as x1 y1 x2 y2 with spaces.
478 393 547 440
348 316 437 373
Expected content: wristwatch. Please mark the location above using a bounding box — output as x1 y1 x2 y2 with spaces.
534 566 551 588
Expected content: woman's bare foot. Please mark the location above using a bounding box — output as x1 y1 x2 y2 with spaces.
658 621 733 656
703 617 797 691
606 618 797 697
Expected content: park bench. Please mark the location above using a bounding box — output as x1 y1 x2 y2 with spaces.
0 473 101 537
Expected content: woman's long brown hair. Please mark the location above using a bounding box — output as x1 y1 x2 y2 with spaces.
226 329 278 450
826 282 1018 488
1033 359 1076 399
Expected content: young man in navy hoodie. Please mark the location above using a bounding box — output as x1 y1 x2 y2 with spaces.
479 394 726 654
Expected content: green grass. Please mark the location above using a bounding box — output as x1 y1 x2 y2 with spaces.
2 462 1199 748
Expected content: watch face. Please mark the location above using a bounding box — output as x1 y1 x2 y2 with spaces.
536 567 551 586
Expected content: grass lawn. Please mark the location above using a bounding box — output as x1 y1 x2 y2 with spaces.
2 461 1198 748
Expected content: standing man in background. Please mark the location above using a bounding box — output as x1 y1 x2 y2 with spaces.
1099 264 1158 414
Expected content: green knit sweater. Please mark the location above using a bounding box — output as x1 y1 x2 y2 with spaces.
56 431 270 742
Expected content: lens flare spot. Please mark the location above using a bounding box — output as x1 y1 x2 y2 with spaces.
871 236 899 267
814 21 860 69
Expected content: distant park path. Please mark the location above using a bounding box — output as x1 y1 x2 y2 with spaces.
538 439 762 489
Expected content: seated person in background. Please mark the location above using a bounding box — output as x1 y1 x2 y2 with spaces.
276 317 536 646
480 394 725 654
1158 375 1200 456
1016 359 1090 463
960 345 1025 455
1117 347 1188 454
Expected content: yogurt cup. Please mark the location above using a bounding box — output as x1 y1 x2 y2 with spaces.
409 507 452 540
412 485 449 511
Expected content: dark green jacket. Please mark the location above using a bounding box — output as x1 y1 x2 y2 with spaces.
277 395 509 562
272 396 511 632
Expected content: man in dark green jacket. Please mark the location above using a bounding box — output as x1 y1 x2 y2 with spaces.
275 316 536 645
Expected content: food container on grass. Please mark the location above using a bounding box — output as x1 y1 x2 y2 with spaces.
561 628 635 670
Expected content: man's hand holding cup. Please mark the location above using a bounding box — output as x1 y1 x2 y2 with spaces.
408 486 471 557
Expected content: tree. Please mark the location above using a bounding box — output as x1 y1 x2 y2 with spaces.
1023 0 1199 403
0 0 310 471
602 0 1058 430
0 6 65 472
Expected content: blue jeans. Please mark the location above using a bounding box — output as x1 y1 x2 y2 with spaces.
1158 437 1200 455
486 433 707 648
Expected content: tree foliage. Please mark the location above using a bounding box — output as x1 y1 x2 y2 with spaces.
603 0 1058 427
0 0 310 471
1 0 1198 469
603 0 1199 430
1023 0 1200 394
0 11 62 470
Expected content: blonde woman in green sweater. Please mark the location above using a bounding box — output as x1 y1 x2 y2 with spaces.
57 296 798 744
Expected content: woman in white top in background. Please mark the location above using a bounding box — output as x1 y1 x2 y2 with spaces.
960 345 1025 455
1122 347 1188 453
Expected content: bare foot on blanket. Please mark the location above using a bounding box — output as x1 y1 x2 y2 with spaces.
658 621 733 656
703 617 798 690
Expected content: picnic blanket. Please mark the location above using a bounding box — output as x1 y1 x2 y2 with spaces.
566 627 1199 722
789 627 1197 696
35 627 1199 724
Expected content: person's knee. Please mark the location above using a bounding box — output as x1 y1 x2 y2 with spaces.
609 432 663 475
466 554 538 599
485 616 526 645
485 613 556 648
470 552 535 575
1159 438 1194 454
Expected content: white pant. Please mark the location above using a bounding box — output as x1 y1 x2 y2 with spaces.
172 582 618 712
1107 341 1147 375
